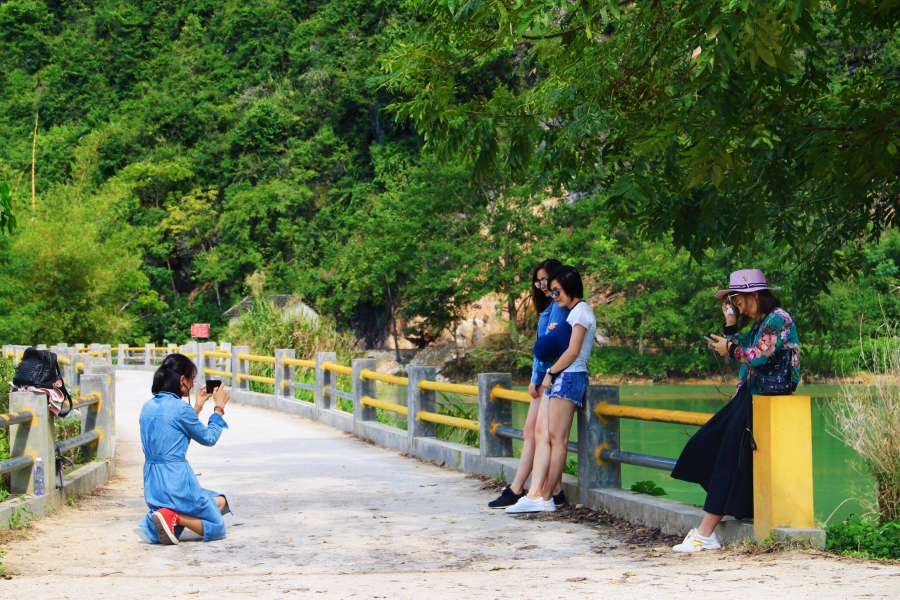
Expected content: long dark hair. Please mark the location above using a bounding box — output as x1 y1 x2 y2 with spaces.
152 353 197 397
532 258 563 314
738 290 782 329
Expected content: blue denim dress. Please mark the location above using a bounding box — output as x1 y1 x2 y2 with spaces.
138 392 230 543
531 302 571 384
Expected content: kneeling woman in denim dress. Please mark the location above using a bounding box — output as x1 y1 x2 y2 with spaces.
139 354 231 545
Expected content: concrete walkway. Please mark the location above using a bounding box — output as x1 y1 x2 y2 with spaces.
1 370 898 599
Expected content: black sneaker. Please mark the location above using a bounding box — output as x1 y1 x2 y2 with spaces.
488 486 525 509
553 489 567 507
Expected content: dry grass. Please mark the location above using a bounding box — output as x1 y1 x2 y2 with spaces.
825 325 900 522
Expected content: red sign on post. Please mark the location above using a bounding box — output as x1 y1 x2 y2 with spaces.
191 323 210 338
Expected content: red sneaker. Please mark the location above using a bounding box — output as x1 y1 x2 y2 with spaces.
151 508 180 545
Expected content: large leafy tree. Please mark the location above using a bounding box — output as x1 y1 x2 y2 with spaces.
384 1 900 327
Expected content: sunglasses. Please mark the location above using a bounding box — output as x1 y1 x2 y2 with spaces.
534 278 549 289
549 287 562 298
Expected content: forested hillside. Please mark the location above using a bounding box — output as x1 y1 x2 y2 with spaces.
1 1 900 378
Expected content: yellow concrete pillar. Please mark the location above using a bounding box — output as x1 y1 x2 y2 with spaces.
752 395 815 539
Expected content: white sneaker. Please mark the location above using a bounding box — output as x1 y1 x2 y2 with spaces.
505 496 549 514
672 528 722 553
543 497 556 512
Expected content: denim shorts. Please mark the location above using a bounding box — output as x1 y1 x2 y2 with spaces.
548 371 589 408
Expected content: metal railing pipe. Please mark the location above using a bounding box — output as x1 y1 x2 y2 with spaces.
56 429 100 454
322 361 353 375
361 395 408 416
283 357 315 368
417 410 480 431
323 387 354 402
0 455 34 476
594 402 713 426
490 386 532 403
0 408 35 428
238 352 276 364
236 373 275 385
598 448 677 471
204 367 234 378
203 350 233 359
69 392 101 412
417 380 479 396
360 369 409 386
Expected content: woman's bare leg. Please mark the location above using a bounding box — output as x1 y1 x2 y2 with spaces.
540 398 577 500
697 513 724 537
509 397 542 494
172 496 226 537
525 395 552 500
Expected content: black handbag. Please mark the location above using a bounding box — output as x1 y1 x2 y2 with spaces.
12 347 73 416
752 347 796 395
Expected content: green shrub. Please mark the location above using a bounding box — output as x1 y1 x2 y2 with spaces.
827 516 900 559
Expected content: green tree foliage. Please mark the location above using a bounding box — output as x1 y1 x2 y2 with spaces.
384 1 900 328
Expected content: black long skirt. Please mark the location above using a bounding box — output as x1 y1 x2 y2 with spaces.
670 383 754 520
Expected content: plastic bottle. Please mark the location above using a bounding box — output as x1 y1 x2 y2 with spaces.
34 457 45 497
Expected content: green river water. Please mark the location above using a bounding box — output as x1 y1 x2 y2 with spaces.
377 383 871 525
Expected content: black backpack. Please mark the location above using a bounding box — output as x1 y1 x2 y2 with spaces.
13 347 73 417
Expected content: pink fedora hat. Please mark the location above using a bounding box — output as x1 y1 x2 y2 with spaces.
714 269 782 299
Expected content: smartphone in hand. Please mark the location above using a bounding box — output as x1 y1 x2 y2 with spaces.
702 335 717 345
206 380 222 394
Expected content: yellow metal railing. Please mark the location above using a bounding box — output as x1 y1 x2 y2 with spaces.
361 395 408 416
151 346 169 352
490 386 532 403
594 402 713 426
76 361 84 372
4 349 12 358
283 357 315 368
322 361 353 375
417 380 479 396
126 347 145 352
204 368 234 378
57 355 71 365
360 369 409 385
203 350 232 359
183 352 198 358
417 410 479 431
238 352 275 364
236 373 275 385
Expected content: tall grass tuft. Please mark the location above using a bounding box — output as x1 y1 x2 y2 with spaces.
825 325 900 522
223 289 361 404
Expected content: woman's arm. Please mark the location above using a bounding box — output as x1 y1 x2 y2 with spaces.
545 324 587 377
177 403 228 446
730 312 792 367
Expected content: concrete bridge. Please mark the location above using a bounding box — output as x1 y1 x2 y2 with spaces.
2 369 897 598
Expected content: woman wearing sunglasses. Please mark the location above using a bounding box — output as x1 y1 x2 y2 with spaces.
489 258 570 508
506 265 596 513
670 269 800 552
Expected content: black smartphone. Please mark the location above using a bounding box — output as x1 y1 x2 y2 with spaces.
206 380 222 394
702 335 716 345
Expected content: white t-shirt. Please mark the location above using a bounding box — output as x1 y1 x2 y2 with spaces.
563 301 597 373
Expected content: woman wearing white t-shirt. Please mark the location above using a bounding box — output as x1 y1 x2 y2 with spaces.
506 266 596 513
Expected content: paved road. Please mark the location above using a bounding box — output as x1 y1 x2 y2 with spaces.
2 370 899 599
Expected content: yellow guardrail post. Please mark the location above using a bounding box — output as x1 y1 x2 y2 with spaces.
232 345 250 396
408 366 437 441
80 374 114 465
197 342 216 391
117 343 128 367
84 362 116 436
275 349 295 400
352 358 378 425
581 386 622 505
9 390 53 496
478 373 514 461
315 351 337 412
752 394 815 540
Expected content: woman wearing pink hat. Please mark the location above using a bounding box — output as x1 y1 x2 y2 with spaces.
670 269 800 553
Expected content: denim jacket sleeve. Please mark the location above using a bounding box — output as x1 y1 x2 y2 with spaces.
177 403 229 447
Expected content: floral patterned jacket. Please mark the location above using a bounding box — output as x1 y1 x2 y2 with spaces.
724 307 801 395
